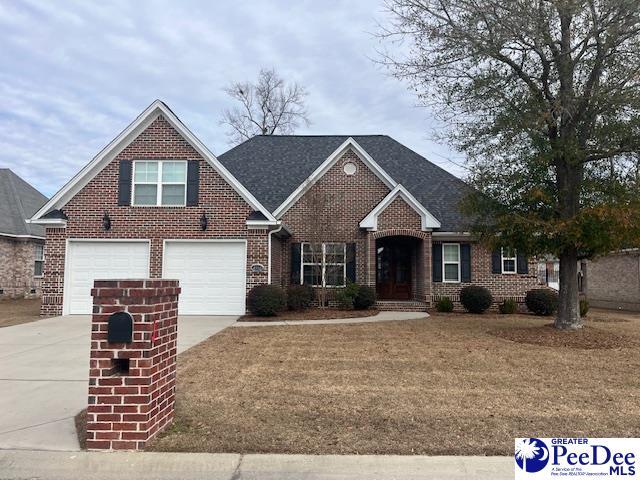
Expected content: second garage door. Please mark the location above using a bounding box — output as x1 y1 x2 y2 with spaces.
163 240 246 315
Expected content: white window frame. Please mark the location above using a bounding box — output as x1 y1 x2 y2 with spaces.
301 242 347 288
442 243 461 283
34 244 44 277
501 247 517 274
132 160 187 206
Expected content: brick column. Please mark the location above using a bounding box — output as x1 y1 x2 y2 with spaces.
87 279 180 450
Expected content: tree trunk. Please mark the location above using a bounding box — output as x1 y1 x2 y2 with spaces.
555 246 581 329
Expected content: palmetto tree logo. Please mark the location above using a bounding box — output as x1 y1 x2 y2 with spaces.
515 438 550 473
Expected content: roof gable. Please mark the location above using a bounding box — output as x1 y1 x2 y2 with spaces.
360 184 441 231
31 100 275 223
0 169 48 238
218 135 473 231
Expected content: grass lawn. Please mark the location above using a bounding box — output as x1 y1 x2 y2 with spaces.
239 308 379 322
0 298 42 328
148 309 640 455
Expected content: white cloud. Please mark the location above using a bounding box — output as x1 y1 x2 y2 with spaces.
0 0 464 197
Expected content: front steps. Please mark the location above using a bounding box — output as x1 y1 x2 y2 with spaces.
375 300 429 312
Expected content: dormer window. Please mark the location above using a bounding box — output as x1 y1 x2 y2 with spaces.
132 161 187 206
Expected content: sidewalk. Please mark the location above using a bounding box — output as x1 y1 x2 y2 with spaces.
234 311 428 327
0 449 512 480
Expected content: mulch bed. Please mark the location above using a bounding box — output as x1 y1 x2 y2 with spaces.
489 323 638 349
238 308 378 322
147 310 640 455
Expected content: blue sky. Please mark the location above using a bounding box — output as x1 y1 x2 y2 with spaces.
0 0 464 197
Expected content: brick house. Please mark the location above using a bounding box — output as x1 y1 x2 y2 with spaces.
585 249 640 311
0 169 47 298
30 100 539 317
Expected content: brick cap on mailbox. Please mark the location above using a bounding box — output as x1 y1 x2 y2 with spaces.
91 279 181 299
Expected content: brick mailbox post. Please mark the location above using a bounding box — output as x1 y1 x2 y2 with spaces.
86 279 180 450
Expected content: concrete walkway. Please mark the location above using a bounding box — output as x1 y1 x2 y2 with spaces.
234 310 428 327
0 315 237 451
0 450 512 480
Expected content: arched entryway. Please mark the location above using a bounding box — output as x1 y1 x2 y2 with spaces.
374 232 428 302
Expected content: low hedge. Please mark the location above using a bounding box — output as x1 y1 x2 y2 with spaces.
436 297 454 312
525 289 558 316
287 285 315 311
499 298 518 314
460 285 493 314
247 285 286 316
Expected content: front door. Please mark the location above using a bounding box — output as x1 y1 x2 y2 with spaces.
376 238 412 300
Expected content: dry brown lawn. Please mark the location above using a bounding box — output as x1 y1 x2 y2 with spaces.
148 309 640 455
239 308 379 322
0 298 42 327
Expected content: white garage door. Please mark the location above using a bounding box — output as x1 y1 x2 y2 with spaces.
163 241 246 315
65 241 150 314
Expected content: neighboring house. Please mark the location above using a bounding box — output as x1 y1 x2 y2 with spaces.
30 100 539 317
537 256 560 291
0 169 47 298
585 249 640 311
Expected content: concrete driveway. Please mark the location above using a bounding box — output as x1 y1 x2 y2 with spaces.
0 314 237 451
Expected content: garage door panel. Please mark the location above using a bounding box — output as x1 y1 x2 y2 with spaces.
163 241 246 315
66 242 150 315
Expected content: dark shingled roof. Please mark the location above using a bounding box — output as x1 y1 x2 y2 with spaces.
0 169 48 237
218 135 473 232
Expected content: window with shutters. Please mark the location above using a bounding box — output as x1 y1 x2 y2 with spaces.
501 247 517 274
301 242 346 287
442 243 460 282
132 161 187 206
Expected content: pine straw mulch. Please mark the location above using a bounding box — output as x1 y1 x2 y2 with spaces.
147 310 640 456
0 298 42 328
238 308 379 322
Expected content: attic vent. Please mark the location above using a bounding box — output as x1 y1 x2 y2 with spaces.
343 162 357 176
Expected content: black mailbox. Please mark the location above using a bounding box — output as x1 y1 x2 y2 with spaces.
107 311 133 343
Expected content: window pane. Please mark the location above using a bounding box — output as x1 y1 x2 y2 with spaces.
325 265 345 286
502 247 516 259
443 244 459 262
503 259 516 272
303 265 322 286
161 184 185 205
162 162 187 182
34 261 43 276
444 263 459 281
302 243 322 263
35 245 44 261
325 243 345 263
133 184 157 205
134 162 158 182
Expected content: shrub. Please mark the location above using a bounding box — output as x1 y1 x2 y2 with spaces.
499 298 518 314
335 282 360 309
460 285 493 314
580 299 589 317
436 296 454 312
247 284 286 316
353 285 376 310
287 284 314 311
525 289 558 316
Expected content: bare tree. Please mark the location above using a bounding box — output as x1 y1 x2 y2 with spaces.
220 68 310 144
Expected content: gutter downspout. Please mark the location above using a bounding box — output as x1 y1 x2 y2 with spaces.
267 222 284 284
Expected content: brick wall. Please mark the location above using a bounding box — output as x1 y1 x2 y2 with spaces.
587 251 640 311
41 115 269 316
0 237 43 298
87 279 179 450
431 242 539 307
280 149 391 288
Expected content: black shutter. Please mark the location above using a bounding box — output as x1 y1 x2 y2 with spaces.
346 243 356 283
432 243 443 282
491 250 502 274
290 243 301 285
186 160 199 206
461 243 471 283
517 252 529 274
118 160 132 206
